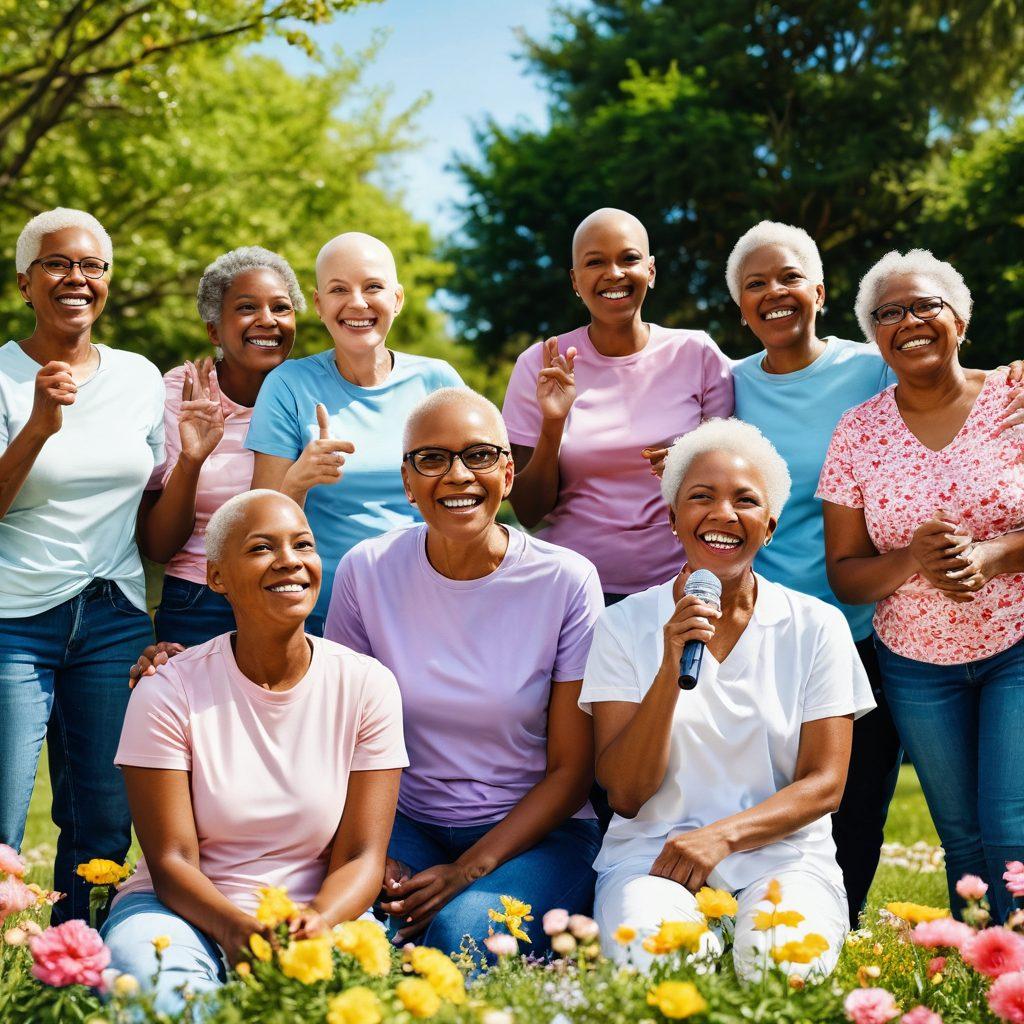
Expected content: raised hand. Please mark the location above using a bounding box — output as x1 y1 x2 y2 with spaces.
536 337 577 423
282 404 356 498
178 358 225 466
29 361 76 437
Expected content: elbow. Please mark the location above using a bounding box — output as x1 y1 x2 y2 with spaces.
507 492 541 530
599 778 649 820
825 561 863 606
809 772 847 817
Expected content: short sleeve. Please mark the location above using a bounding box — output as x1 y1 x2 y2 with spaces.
579 608 642 713
352 662 408 770
816 415 864 508
802 605 876 723
435 362 464 388
699 335 735 419
501 345 545 447
146 364 166 470
553 566 604 682
115 665 191 771
324 549 373 655
245 367 305 460
148 366 184 490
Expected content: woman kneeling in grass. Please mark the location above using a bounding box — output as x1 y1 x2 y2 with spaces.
102 490 406 1015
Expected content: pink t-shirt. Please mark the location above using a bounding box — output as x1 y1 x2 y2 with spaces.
147 364 254 585
325 524 603 827
817 374 1024 664
113 633 407 913
502 324 734 593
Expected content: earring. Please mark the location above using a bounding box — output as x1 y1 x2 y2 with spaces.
573 291 581 298
763 535 772 547
214 346 224 361
24 300 32 308
740 317 747 327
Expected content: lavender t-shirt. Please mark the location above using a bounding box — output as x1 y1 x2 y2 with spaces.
325 524 603 826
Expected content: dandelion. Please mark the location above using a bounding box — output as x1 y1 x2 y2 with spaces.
255 886 298 928
884 903 949 925
278 936 333 984
642 920 708 955
397 977 442 1018
843 987 900 1024
333 919 392 976
989 971 1024 1023
961 927 1024 978
695 887 738 920
613 924 637 945
327 985 383 1024
646 980 707 1019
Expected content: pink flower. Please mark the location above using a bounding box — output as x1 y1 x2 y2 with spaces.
927 957 946 979
989 972 1024 1023
542 909 570 936
901 1008 942 1024
567 914 599 941
910 918 974 950
0 877 36 922
844 988 900 1024
28 920 110 988
484 933 518 957
1005 862 1024 899
0 844 26 878
962 928 1024 979
956 875 989 901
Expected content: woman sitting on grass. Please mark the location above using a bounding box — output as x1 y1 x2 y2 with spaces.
103 490 407 1015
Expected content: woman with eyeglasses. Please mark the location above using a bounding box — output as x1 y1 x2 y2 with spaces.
0 208 164 922
325 387 603 957
819 249 1024 922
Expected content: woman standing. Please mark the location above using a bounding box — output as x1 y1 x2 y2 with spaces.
0 208 164 922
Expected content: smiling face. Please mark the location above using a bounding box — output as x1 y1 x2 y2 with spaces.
669 450 775 583
17 227 110 337
872 273 964 376
569 210 654 327
207 494 321 629
738 244 824 350
208 268 296 374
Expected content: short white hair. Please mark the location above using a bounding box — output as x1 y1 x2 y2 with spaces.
402 386 509 450
206 489 295 562
16 208 113 273
725 220 823 305
196 246 306 324
661 418 791 518
854 248 973 343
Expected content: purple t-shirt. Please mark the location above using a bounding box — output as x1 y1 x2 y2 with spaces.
325 524 603 826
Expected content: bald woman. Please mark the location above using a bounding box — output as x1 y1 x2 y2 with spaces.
503 207 734 604
247 232 463 633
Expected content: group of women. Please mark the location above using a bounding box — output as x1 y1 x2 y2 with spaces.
1 204 1023 1012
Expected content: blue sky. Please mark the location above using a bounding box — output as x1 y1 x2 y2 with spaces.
261 0 582 236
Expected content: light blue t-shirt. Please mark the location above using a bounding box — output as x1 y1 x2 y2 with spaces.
245 348 463 621
0 341 164 617
733 337 895 642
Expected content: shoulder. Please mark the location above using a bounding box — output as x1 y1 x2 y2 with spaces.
653 326 729 362
264 352 327 387
603 580 671 639
519 530 599 586
396 352 461 387
834 386 892 432
759 576 851 639
340 524 420 576
731 351 763 379
313 635 401 694
101 346 162 385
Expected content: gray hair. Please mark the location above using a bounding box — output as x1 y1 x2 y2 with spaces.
403 386 509 450
661 418 791 519
206 488 297 562
196 246 306 324
725 220 824 305
16 208 113 273
854 249 972 343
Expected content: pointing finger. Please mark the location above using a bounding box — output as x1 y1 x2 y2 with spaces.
316 403 330 440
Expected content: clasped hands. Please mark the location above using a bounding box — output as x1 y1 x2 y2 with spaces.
376 857 473 945
908 508 998 602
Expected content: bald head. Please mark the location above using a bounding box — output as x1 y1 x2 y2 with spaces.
571 208 650 265
403 387 508 451
315 231 398 287
206 489 306 562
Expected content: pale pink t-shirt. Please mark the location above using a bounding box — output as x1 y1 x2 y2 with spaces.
113 633 408 913
147 364 254 585
817 374 1024 664
502 324 734 593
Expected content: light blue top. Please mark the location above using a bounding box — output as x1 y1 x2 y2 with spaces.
245 348 463 621
733 337 895 642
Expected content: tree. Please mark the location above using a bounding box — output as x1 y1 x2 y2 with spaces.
446 0 1024 367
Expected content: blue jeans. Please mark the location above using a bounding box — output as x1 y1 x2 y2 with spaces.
0 579 153 923
877 636 1024 921
102 891 224 1018
154 575 235 648
387 811 601 957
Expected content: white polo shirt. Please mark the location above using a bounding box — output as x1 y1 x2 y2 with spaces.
580 574 875 891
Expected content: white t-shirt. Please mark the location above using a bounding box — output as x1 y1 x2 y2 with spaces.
580 574 875 891
0 341 164 616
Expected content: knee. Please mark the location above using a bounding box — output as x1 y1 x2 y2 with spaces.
424 898 491 958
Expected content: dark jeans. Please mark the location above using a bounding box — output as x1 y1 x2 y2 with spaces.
0 579 153 922
154 575 235 648
876 635 1024 922
831 634 903 927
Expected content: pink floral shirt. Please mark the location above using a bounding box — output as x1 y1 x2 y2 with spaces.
817 374 1024 664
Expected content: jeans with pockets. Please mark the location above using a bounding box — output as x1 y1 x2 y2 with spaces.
154 575 236 648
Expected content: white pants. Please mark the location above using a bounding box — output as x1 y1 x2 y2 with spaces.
594 859 849 982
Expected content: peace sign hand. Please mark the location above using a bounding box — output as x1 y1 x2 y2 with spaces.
283 404 356 497
536 336 577 423
178 358 225 466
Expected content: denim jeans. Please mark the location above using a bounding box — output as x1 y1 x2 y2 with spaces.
154 575 236 648
0 579 153 922
387 811 601 957
877 635 1024 921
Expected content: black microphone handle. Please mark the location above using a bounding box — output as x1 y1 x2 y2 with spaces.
678 638 704 690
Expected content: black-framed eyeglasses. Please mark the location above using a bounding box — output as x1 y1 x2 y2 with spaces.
28 256 109 280
870 295 953 327
403 443 510 477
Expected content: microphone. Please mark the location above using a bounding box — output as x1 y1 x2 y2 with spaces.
677 569 722 691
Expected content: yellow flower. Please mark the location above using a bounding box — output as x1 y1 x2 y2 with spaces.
752 909 806 931
396 978 442 1018
249 933 273 963
770 933 830 966
112 974 140 996
641 920 708 955
406 946 467 1004
235 962 251 978
278 937 333 985
885 902 949 925
76 860 130 886
255 886 298 928
646 981 708 1019
327 986 383 1024
613 925 638 945
763 879 783 906
151 935 171 954
487 895 533 943
694 887 738 920
334 920 393 976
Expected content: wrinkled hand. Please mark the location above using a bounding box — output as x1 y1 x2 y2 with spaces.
908 510 975 603
178 358 225 464
128 641 185 689
661 570 721 672
536 337 576 423
378 862 472 945
642 446 670 478
289 907 329 940
30 361 76 437
283 404 355 496
650 826 731 893
994 361 1024 434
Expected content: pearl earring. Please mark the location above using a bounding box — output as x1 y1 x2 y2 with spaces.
214 346 224 361
740 317 747 327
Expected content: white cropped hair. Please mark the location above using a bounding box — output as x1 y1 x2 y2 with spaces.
855 249 973 343
660 418 791 518
16 208 113 273
206 489 290 562
725 220 823 305
403 386 509 449
196 246 306 324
